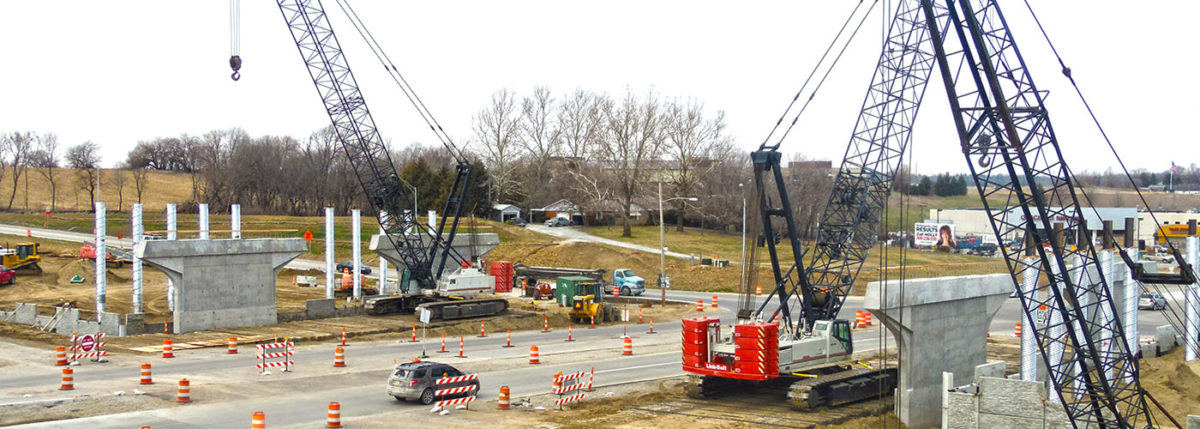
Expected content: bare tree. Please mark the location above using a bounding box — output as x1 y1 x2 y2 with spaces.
558 89 607 224
131 166 149 204
4 132 34 211
472 89 524 204
519 86 560 206
664 99 733 231
111 167 127 212
29 133 61 211
66 141 102 211
596 90 665 237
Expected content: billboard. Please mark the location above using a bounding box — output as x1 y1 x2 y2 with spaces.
914 222 956 248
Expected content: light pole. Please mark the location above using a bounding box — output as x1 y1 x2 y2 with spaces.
739 183 747 293
658 182 698 305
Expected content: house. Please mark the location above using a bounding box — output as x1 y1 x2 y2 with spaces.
531 199 582 224
492 204 522 222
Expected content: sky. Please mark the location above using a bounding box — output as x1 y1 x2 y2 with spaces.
1 1 1196 175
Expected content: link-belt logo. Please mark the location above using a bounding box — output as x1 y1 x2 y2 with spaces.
704 362 728 371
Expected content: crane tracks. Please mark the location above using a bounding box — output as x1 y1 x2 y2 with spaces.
642 381 890 428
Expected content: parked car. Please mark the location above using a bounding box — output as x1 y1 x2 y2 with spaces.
386 361 479 404
0 265 14 285
544 217 572 227
1139 292 1167 310
336 261 372 275
509 217 527 227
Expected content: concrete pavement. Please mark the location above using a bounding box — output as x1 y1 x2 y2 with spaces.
527 225 694 260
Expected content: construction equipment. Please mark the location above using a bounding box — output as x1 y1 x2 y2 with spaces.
553 276 603 307
79 241 131 268
568 295 615 324
513 264 606 298
273 0 505 320
688 1 1164 426
0 242 42 272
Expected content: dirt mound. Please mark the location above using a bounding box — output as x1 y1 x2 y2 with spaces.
1139 347 1200 422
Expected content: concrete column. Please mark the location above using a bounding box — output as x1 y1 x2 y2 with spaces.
94 202 106 319
231 204 241 239
1100 249 1115 379
428 210 436 229
132 203 143 314
352 209 362 299
166 204 177 311
1124 247 1138 379
198 203 209 240
1070 255 1088 396
1047 259 1063 403
1187 236 1198 362
378 211 388 294
324 208 335 299
1020 259 1038 382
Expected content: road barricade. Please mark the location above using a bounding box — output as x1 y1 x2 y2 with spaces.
69 333 108 363
256 341 295 373
432 374 479 411
552 369 589 409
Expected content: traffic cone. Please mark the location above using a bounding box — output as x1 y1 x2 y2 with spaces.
326 402 342 428
409 324 418 343
457 337 466 358
478 320 487 338
638 307 643 324
59 367 74 390
162 339 174 358
587 367 594 391
565 323 575 342
227 337 238 354
542 316 550 333
503 329 513 348
55 346 68 366
176 378 191 403
333 346 345 367
647 317 656 334
589 315 595 329
622 336 633 356
140 363 153 385
438 333 447 353
529 345 540 364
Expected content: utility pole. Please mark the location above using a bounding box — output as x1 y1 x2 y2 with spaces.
659 182 666 305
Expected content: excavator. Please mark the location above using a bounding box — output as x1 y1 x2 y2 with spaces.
268 0 506 320
688 2 1172 427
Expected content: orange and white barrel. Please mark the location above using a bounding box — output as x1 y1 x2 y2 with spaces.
696 300 704 312
855 310 866 328
140 363 153 385
176 378 191 403
162 339 174 358
55 346 68 366
325 402 341 428
864 312 873 326
333 346 345 367
1014 322 1022 337
622 337 633 356
59 367 74 390
498 386 511 410
712 295 718 308
227 337 238 354
251 411 266 429
529 345 540 364
755 284 762 296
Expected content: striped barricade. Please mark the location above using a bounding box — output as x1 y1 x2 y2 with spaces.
432 395 475 410
255 341 294 373
435 374 478 385
554 392 585 407
552 369 590 409
434 384 478 397
69 333 108 363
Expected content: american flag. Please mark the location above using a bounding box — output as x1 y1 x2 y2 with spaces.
1172 162 1177 173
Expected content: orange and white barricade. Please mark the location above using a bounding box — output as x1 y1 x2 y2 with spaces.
256 341 295 373
69 333 108 363
552 370 588 409
431 374 480 411
432 395 475 411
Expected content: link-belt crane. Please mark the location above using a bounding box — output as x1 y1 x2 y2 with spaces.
271 0 506 319
685 1 1182 426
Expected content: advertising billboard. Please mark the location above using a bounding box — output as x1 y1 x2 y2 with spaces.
914 222 956 248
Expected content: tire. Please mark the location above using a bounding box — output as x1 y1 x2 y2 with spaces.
621 287 631 296
419 387 435 405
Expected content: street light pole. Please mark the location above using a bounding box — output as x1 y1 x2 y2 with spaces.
740 187 747 293
659 182 666 306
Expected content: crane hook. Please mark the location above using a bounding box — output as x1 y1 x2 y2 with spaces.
229 55 243 81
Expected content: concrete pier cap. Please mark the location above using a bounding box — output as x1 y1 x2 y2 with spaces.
137 238 307 333
369 233 499 270
864 273 1014 429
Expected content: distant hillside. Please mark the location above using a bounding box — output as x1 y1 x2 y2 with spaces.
0 167 194 213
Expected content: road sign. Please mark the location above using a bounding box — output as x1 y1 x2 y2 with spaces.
79 335 96 352
304 229 314 242
419 308 432 324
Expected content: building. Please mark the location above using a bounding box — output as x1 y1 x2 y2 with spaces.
926 207 1139 245
491 204 522 222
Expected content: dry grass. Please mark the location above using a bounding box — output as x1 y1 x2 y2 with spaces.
0 167 194 213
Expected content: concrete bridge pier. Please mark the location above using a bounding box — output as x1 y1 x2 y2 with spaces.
864 273 1014 429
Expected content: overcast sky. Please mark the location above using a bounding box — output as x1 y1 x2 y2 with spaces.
1 1 1194 175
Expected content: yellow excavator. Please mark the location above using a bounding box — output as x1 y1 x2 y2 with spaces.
0 242 41 272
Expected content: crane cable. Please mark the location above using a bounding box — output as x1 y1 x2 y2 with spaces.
765 0 881 151
759 0 871 150
332 0 466 164
1021 0 1200 362
229 0 242 81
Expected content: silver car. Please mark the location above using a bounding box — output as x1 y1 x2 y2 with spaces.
1139 293 1167 311
386 361 479 405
